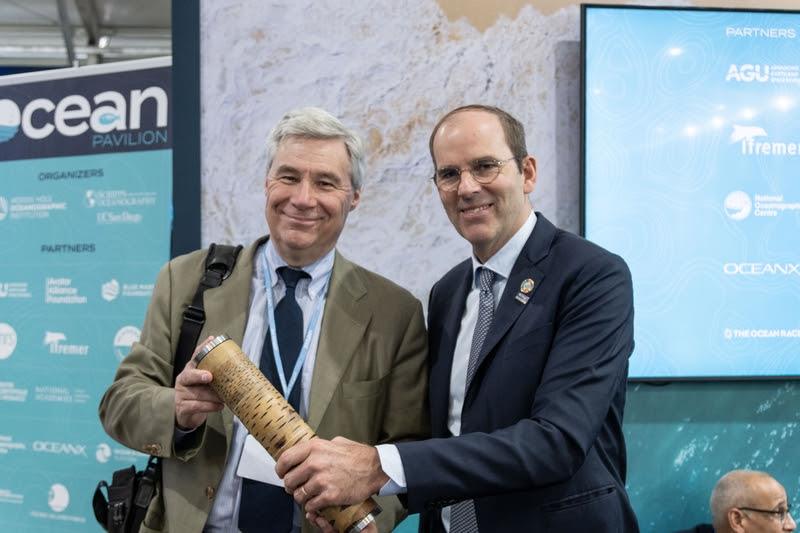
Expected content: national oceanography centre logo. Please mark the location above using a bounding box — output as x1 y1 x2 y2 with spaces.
724 191 752 221
0 99 21 143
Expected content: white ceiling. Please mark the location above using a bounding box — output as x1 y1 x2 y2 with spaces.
0 0 171 67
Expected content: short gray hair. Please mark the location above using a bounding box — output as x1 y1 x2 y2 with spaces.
265 107 365 190
710 470 774 530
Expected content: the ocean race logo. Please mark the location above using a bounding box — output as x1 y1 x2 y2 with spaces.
0 87 167 148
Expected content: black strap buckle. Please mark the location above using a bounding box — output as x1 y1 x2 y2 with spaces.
182 305 205 324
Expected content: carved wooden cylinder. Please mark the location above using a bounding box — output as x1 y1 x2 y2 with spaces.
194 335 379 533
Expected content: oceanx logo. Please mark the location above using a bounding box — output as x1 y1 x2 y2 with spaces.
0 87 167 143
32 441 87 457
724 263 800 276
730 125 800 157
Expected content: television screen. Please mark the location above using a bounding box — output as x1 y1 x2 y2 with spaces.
582 5 800 379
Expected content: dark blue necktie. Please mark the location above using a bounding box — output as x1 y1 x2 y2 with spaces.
238 267 310 533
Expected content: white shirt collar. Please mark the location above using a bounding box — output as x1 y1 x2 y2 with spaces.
262 239 334 299
470 211 537 287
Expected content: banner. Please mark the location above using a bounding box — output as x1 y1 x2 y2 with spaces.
0 57 172 530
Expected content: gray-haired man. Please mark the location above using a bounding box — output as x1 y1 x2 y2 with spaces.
100 107 429 533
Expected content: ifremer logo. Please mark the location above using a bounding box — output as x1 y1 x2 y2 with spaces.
0 99 21 143
724 191 752 221
0 322 17 360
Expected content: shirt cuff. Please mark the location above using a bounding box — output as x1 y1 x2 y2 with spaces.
375 444 407 495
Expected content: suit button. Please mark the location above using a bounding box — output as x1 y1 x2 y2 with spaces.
206 486 215 500
144 443 161 455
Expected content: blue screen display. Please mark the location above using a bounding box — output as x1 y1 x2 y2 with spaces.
583 6 800 379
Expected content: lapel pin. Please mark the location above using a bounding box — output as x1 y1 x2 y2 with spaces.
520 279 535 294
515 279 535 304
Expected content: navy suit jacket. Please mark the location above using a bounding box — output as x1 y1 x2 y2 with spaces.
396 214 639 532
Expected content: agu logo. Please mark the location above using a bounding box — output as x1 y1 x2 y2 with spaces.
48 483 70 512
724 191 752 220
0 99 21 143
0 323 17 360
114 325 141 361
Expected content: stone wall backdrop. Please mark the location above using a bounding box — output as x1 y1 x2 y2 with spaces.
198 1 799 531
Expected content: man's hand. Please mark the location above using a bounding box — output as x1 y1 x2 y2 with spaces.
276 436 389 513
306 511 378 533
174 336 224 430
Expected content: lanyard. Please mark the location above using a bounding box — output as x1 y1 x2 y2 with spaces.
260 248 329 399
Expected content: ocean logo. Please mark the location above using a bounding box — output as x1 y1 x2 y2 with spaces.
96 443 111 463
114 325 141 361
98 113 120 126
724 191 752 221
729 125 767 143
0 100 21 143
47 483 69 513
0 323 17 360
101 279 120 302
0 196 8 222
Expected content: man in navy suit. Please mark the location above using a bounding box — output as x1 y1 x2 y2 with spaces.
278 104 639 532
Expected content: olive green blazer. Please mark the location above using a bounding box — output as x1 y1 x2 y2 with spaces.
99 237 430 532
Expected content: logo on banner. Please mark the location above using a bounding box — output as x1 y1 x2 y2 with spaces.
724 191 752 220
45 277 87 305
0 99 21 143
32 441 87 457
114 326 140 361
6 88 168 143
0 282 32 299
43 331 89 356
0 323 17 360
96 443 111 463
101 279 120 301
0 196 8 221
47 484 69 512
730 125 800 156
726 63 800 84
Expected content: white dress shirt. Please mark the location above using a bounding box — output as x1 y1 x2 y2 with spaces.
204 239 333 532
376 211 537 531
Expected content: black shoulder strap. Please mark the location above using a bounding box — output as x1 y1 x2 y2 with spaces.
172 243 243 385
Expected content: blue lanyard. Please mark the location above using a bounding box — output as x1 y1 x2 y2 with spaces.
260 249 329 399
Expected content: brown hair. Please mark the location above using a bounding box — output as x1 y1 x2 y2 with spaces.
428 104 527 172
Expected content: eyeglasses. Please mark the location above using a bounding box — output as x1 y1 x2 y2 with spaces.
738 505 793 524
432 157 516 191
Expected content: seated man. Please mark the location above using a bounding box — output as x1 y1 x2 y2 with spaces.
704 469 796 533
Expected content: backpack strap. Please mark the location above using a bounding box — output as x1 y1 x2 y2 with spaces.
172 243 243 385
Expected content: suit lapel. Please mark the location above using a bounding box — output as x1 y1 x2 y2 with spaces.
467 214 557 395
429 260 472 433
306 253 370 430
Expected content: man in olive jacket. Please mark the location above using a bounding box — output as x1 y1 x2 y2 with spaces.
99 107 429 533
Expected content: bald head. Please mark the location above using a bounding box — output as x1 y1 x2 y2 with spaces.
710 470 794 532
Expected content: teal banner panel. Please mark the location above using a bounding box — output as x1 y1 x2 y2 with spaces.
0 57 172 532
